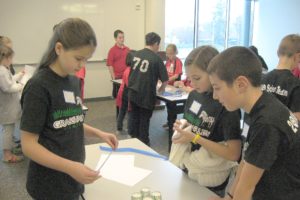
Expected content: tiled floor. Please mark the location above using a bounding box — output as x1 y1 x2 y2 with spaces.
0 99 172 199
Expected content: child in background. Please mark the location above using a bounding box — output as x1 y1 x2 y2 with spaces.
75 66 86 100
208 46 300 200
261 34 300 120
0 36 16 75
165 44 182 85
116 50 136 134
107 30 130 98
292 63 300 78
162 44 183 129
0 45 24 163
128 32 168 145
248 45 268 71
169 46 241 196
0 35 24 151
20 18 118 199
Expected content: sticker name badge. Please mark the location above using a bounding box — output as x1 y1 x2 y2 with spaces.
189 101 201 114
63 90 76 104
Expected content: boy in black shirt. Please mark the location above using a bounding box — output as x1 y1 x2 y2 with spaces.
208 46 300 200
261 34 300 120
128 32 168 145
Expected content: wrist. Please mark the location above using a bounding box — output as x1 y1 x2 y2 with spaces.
192 133 201 144
62 159 76 175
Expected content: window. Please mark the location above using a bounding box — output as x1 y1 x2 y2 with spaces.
165 0 195 59
165 0 255 55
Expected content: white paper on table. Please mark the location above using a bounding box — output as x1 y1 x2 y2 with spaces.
20 65 36 85
95 154 152 186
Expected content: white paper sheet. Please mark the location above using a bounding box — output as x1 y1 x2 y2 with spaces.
95 154 152 186
20 65 36 85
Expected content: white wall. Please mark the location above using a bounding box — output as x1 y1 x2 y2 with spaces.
84 0 166 99
145 0 166 50
252 0 300 70
12 0 166 99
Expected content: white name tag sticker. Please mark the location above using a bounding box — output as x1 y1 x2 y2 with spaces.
63 91 76 104
242 122 250 138
189 101 201 114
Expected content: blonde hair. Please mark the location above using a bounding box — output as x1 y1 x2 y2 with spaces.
166 44 178 54
0 36 12 46
277 34 300 57
0 44 14 63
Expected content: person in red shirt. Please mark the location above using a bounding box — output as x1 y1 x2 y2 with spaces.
75 67 86 100
116 50 136 135
163 44 183 129
165 44 183 85
107 30 130 98
292 63 300 78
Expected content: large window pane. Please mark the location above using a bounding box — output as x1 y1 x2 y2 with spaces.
228 0 249 47
197 0 227 51
165 0 195 59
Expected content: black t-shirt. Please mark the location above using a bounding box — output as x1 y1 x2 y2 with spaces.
261 69 300 112
128 48 168 110
20 68 85 200
244 92 300 200
183 91 241 150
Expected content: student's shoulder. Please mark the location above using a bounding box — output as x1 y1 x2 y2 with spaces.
176 57 182 64
139 49 162 62
25 69 51 89
253 93 291 124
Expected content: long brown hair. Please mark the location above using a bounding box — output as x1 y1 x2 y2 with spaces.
185 45 219 71
38 18 97 70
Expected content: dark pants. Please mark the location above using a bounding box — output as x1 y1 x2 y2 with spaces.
128 101 153 145
117 94 129 131
112 82 121 117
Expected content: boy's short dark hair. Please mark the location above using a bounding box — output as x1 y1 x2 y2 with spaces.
145 32 161 46
114 30 124 38
277 34 300 57
207 46 262 87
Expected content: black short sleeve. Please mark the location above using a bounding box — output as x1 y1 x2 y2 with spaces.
158 60 168 82
218 110 241 141
289 86 300 112
244 124 280 170
20 81 49 134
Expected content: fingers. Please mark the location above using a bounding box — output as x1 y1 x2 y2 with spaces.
82 166 101 184
106 135 118 150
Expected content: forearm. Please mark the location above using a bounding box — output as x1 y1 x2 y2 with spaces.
108 66 115 79
227 161 244 197
13 72 23 81
294 112 300 121
196 137 241 161
158 81 168 93
232 183 254 200
83 123 103 138
21 131 74 174
169 74 179 82
183 86 193 93
2 83 23 93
